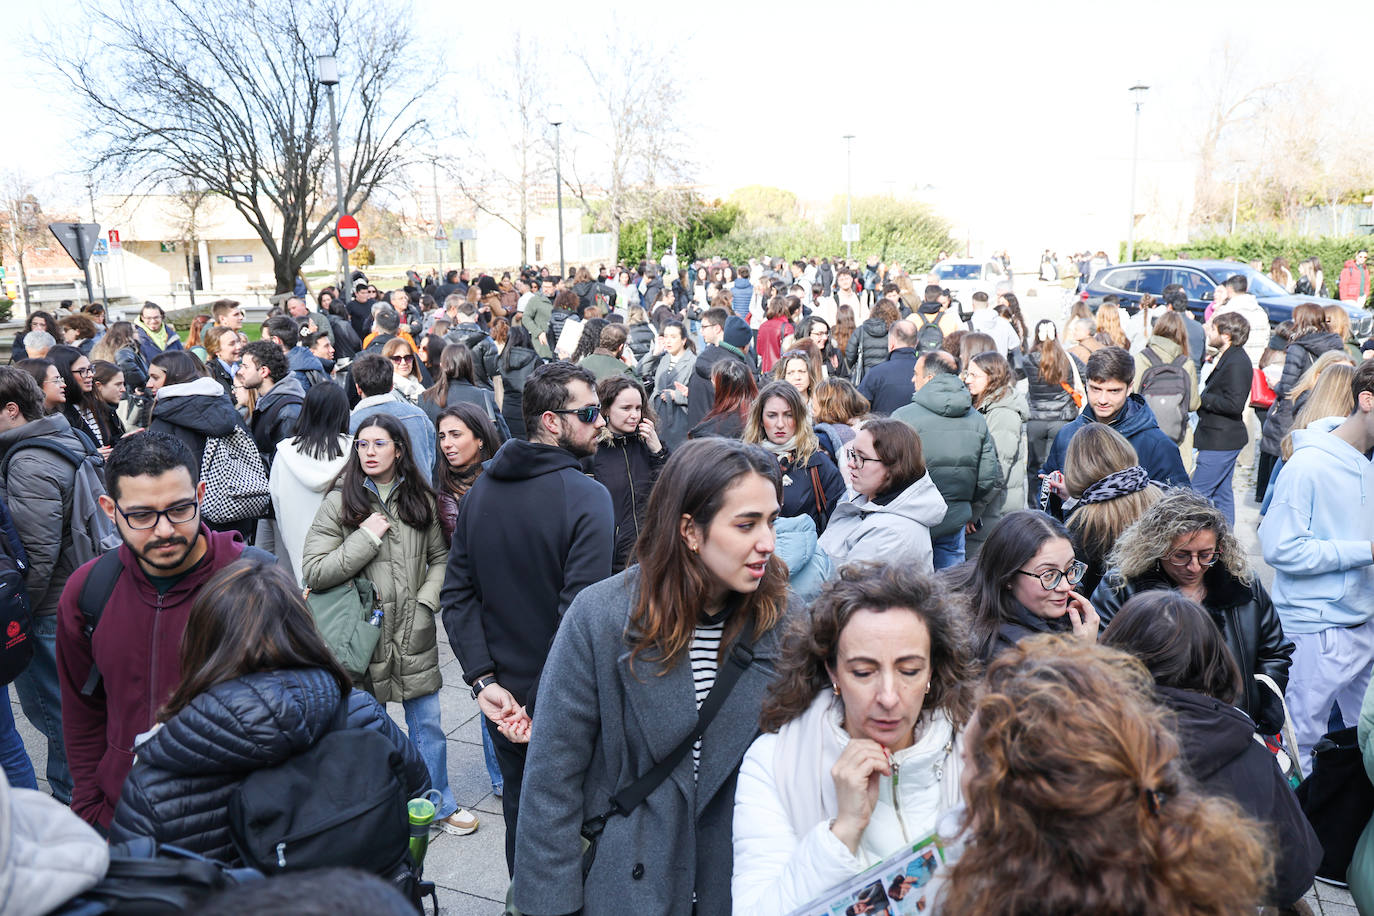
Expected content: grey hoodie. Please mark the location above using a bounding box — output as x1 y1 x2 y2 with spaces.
818 474 948 573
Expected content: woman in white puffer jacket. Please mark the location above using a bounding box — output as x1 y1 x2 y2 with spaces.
731 563 974 915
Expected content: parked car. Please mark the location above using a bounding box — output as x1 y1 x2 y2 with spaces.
1081 259 1373 338
932 257 1013 306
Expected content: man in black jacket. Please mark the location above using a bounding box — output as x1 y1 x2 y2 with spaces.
441 362 613 873
1193 311 1253 525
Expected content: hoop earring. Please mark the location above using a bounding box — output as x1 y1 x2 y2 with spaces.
832 683 840 696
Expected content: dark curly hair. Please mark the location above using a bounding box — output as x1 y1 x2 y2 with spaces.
759 563 975 733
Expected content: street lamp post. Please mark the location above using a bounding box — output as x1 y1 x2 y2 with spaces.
843 134 855 260
1126 84 1149 263
551 118 565 279
318 54 350 298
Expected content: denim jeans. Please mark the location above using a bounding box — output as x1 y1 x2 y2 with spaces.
402 691 456 819
931 529 966 571
480 718 503 794
1 684 36 789
13 615 71 802
1193 448 1242 526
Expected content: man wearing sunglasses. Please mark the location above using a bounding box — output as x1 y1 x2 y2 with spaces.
55 431 269 829
443 361 613 873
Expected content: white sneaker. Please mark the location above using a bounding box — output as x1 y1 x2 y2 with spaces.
438 809 479 835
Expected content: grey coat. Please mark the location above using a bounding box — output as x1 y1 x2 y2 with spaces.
650 350 697 451
511 569 794 916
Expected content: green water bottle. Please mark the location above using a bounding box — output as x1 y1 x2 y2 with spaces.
408 789 442 866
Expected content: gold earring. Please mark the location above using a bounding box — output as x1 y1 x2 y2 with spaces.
832 683 840 696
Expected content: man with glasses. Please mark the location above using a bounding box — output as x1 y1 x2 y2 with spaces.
0 367 96 804
443 361 613 873
55 431 268 828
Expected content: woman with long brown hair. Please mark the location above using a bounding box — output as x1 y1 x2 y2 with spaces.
940 637 1271 915
1023 319 1080 495
584 375 668 573
1063 424 1162 597
743 381 845 534
301 411 477 836
108 557 430 862
963 351 1028 556
732 564 973 913
511 438 796 916
688 358 757 441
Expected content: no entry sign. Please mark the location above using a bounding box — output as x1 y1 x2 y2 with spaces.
335 215 360 251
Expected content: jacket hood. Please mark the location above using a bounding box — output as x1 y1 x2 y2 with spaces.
774 514 824 569
288 347 325 373
981 388 1029 422
503 346 539 373
912 373 973 418
1290 415 1359 467
1156 685 1254 782
136 668 343 774
1086 392 1160 438
484 437 584 481
1146 335 1184 361
0 413 87 456
860 316 889 334
274 437 352 492
866 473 948 527
255 375 306 414
1294 331 1343 356
152 380 240 436
732 278 752 291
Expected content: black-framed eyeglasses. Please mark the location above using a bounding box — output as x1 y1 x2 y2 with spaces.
114 499 199 530
1016 560 1088 590
1164 549 1218 569
847 450 883 469
551 405 601 424
73 366 94 376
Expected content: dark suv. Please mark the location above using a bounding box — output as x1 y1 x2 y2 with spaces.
1081 259 1373 338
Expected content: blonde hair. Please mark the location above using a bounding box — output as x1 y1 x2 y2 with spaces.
1323 304 1353 344
1095 303 1129 348
1281 363 1356 460
743 381 819 464
1064 425 1162 563
1288 349 1354 405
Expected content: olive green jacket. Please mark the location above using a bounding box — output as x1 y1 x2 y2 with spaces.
301 483 448 702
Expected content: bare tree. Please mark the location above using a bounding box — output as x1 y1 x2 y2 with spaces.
49 0 426 293
165 183 213 308
444 37 551 263
0 172 46 309
569 43 694 261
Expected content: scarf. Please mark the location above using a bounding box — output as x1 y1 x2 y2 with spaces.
758 435 798 461
1079 465 1150 504
136 319 170 351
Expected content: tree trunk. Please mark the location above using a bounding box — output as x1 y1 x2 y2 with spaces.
273 256 295 295
183 243 197 308
15 253 30 312
645 224 654 263
611 215 622 267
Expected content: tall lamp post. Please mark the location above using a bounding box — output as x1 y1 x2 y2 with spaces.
1126 83 1149 264
318 54 350 297
551 115 565 279
842 134 855 260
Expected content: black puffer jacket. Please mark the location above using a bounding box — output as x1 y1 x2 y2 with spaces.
583 433 669 573
500 345 544 440
844 317 891 383
1093 565 1294 733
1158 686 1321 906
1023 349 1078 421
626 323 656 363
146 378 245 468
108 668 429 863
1261 330 1346 456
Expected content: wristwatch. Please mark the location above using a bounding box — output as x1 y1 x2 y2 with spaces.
471 675 497 699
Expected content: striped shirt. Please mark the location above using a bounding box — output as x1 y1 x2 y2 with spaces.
688 621 724 775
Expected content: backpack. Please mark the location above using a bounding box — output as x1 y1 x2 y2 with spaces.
227 717 435 911
1139 349 1191 443
0 496 31 686
51 838 263 915
1 435 121 566
915 311 945 354
74 545 275 697
200 426 272 525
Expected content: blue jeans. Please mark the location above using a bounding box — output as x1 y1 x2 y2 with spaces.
1193 448 1242 526
931 529 966 571
402 691 457 819
480 718 503 794
13 615 70 802
1 684 36 789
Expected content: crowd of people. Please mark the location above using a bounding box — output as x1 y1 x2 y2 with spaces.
2 246 1373 915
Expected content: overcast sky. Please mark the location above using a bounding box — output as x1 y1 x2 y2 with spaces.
4 0 1366 254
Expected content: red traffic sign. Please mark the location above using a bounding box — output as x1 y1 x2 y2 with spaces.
335 215 360 251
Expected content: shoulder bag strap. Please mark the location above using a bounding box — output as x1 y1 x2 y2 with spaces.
582 635 758 841
809 464 827 517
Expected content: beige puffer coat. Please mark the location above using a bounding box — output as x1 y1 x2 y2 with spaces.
301 483 448 702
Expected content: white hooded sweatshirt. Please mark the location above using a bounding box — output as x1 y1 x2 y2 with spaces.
269 434 353 584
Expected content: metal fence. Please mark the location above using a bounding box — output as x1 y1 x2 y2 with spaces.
1193 204 1374 239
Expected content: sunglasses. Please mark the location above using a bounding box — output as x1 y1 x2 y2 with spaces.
551 405 602 424
390 354 413 363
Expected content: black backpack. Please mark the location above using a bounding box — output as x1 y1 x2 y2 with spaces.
915 310 944 354
0 495 31 686
227 718 435 912
51 838 263 915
